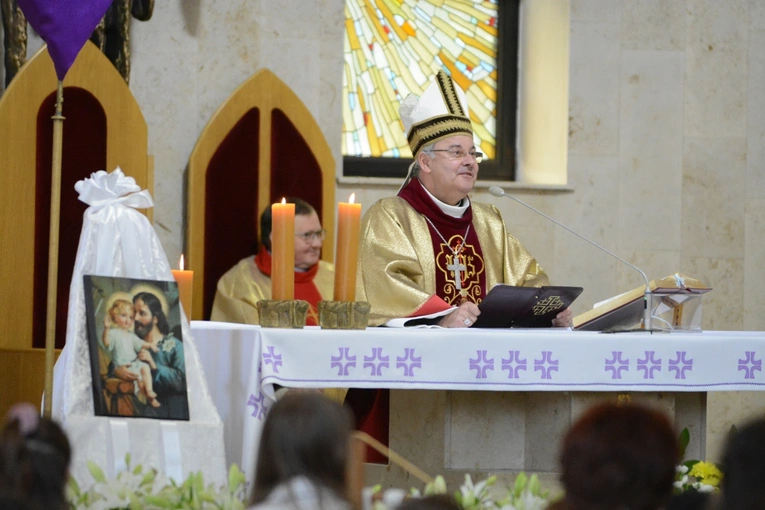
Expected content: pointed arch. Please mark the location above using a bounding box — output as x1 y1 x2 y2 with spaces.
0 41 152 350
188 69 335 320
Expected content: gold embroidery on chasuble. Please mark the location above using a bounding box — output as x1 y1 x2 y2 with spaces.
434 234 485 305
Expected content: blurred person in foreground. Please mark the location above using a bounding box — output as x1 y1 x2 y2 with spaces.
249 393 355 510
719 416 765 510
396 494 461 510
549 402 679 510
0 403 71 510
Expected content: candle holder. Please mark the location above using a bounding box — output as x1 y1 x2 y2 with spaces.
257 299 309 328
318 300 371 330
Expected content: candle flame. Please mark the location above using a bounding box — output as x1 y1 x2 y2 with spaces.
179 254 185 271
281 197 286 204
349 193 356 204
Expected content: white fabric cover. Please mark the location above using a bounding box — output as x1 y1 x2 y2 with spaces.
51 168 226 486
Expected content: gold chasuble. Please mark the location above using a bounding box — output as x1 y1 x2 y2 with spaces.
357 179 548 326
211 247 335 326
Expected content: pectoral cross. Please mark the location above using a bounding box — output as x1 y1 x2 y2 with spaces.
447 256 467 292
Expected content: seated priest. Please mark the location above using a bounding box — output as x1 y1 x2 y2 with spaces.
211 197 334 326
356 70 572 328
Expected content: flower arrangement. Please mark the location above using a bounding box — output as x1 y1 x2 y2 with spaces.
372 472 551 510
674 462 723 493
67 455 247 509
674 427 724 494
70 455 551 510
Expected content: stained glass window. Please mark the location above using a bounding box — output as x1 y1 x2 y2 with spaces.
342 0 499 161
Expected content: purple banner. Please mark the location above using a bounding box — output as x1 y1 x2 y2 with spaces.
18 0 113 80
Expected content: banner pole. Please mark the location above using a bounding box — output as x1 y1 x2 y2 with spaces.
43 80 65 418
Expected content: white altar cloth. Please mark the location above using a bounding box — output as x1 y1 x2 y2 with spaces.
191 321 765 480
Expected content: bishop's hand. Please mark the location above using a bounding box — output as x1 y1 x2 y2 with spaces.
438 302 481 328
552 307 573 328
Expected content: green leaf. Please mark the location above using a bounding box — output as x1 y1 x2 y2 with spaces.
87 460 107 484
141 470 156 487
528 473 541 496
513 472 528 497
144 494 177 507
432 475 447 494
228 463 246 492
199 492 217 503
129 494 145 510
679 428 691 459
67 476 81 497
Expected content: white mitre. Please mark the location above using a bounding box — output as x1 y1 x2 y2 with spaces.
399 69 473 158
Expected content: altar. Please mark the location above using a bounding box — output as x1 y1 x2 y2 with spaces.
192 321 765 488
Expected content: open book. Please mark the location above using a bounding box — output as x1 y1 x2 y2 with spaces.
572 273 711 331
473 285 583 328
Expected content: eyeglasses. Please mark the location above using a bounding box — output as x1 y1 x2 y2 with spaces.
429 148 484 163
295 229 326 242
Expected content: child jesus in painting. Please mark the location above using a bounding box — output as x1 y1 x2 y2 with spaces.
102 299 161 408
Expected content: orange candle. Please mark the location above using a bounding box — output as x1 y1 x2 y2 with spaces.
271 198 295 301
333 193 362 301
171 254 194 318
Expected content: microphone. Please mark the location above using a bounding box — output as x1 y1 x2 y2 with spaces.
488 185 653 331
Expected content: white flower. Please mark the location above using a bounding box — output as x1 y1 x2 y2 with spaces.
695 482 716 493
162 337 177 353
516 492 549 510
676 465 689 475
674 474 689 488
69 459 246 509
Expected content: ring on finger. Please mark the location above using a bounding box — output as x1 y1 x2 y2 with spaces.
463 318 472 326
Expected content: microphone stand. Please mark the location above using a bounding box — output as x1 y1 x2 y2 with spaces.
488 186 653 331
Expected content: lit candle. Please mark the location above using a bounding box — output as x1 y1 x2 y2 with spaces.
171 254 194 318
333 193 362 301
271 198 295 301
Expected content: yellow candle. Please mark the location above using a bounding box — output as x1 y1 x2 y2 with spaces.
333 193 362 301
271 199 295 301
171 254 194 318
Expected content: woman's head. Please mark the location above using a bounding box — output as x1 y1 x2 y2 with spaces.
250 392 353 505
397 494 461 510
108 299 135 330
0 403 71 510
721 416 765 510
559 402 679 510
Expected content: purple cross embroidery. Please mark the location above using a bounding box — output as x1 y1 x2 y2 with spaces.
469 350 494 379
247 393 269 420
396 348 422 377
262 346 283 373
668 351 693 379
331 347 356 376
604 351 629 379
501 350 527 379
364 348 389 376
535 351 559 380
738 351 762 380
637 351 662 379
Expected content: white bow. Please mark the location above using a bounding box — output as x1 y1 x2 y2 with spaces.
75 167 153 211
